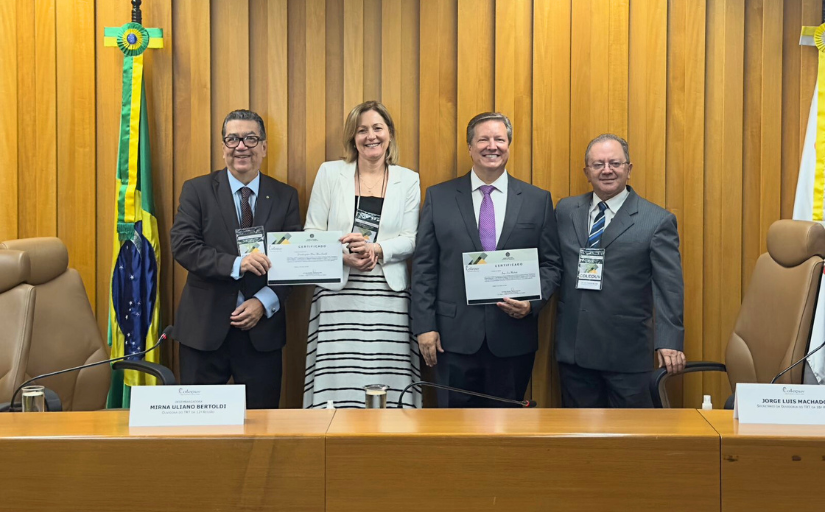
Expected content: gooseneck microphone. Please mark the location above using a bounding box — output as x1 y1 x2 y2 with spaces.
396 381 537 409
7 325 174 412
770 338 825 384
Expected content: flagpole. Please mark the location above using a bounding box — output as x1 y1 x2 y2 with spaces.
132 0 142 24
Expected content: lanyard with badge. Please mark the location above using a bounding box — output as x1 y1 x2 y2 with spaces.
353 165 386 243
576 205 607 290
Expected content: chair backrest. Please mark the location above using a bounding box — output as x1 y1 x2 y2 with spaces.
726 220 825 390
0 250 35 403
0 238 110 410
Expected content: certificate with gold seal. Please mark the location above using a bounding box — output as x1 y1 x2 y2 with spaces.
462 248 542 305
266 231 343 285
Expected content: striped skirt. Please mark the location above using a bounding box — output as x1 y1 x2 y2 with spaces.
303 267 422 409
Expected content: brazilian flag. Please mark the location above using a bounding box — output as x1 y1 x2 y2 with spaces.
104 23 164 408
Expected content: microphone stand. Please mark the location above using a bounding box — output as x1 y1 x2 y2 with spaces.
396 381 537 409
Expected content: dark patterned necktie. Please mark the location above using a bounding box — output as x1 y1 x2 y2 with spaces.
240 187 253 228
587 202 608 248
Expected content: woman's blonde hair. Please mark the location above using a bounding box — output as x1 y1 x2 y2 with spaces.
342 101 399 165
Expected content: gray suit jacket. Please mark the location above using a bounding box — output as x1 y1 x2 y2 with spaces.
554 187 684 372
411 172 562 357
171 169 302 352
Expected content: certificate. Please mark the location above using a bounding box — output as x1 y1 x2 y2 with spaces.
462 248 542 305
266 231 343 285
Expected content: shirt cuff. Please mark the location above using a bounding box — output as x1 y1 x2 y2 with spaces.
254 287 281 318
231 256 242 280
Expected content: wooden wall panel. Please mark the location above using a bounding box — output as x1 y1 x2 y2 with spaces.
4 0 824 409
23 0 58 240
56 0 96 308
0 0 19 242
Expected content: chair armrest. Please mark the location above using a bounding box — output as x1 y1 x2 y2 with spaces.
650 361 727 408
112 360 177 385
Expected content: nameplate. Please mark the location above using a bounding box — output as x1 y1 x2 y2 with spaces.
129 385 246 427
734 383 825 425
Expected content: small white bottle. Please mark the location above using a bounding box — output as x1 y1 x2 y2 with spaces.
326 400 335 410
701 395 713 410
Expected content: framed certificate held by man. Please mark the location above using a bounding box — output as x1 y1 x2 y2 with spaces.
462 248 542 305
266 231 343 285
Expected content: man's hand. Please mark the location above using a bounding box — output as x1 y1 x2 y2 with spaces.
657 348 686 374
241 252 272 276
230 298 265 330
417 331 444 367
496 297 532 319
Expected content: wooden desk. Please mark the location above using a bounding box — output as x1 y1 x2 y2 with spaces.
0 409 333 512
700 410 825 512
326 408 720 512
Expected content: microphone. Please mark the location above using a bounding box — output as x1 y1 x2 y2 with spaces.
770 338 825 384
396 381 537 409
7 326 174 412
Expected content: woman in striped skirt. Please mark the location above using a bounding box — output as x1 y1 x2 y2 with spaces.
303 101 422 409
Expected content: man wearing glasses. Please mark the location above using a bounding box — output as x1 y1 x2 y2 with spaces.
171 109 301 409
554 134 685 408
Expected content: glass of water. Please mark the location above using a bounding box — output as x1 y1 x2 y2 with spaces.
363 384 389 409
21 385 46 412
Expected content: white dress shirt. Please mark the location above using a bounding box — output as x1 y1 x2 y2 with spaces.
588 186 630 232
470 169 508 247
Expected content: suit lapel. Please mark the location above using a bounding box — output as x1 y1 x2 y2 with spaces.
496 177 522 249
456 173 483 252
253 173 275 226
214 169 240 232
571 193 592 248
600 188 638 248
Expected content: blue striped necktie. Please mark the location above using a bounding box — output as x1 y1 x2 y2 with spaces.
588 201 608 248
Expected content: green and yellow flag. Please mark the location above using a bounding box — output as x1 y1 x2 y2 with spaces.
104 23 164 408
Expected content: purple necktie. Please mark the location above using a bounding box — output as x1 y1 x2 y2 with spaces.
478 185 496 251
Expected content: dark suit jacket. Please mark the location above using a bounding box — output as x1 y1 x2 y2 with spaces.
411 172 562 357
171 169 302 352
554 187 684 373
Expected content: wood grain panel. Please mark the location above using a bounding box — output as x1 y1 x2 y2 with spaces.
419 0 457 192
456 0 494 173
494 0 532 184
23 0 58 239
56 0 96 308
0 0 19 242
327 409 720 512
344 0 364 113
705 0 745 406
628 0 667 206
95 0 126 339
251 0 289 182
172 0 212 313
381 0 402 143
15 0 32 241
363 0 382 102
210 0 250 171
570 0 629 197
324 0 344 161
532 0 571 199
397 0 420 171
667 0 706 408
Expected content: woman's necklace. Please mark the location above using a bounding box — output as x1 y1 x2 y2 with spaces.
357 165 387 197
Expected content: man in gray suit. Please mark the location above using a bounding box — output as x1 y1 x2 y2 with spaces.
555 134 685 408
412 112 562 407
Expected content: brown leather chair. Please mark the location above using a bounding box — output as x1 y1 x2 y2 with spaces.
0 250 35 404
652 220 825 408
0 238 112 410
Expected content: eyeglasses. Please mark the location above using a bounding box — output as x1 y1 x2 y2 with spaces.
588 161 628 171
223 135 264 148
